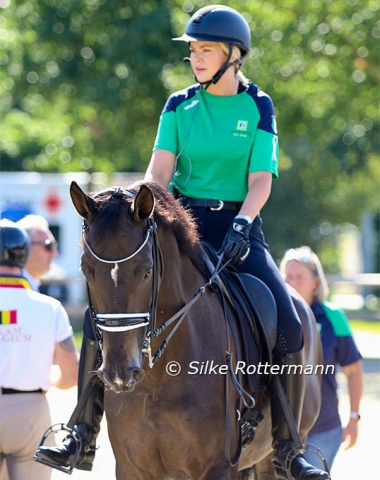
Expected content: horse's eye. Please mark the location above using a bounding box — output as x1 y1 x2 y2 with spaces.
143 268 153 280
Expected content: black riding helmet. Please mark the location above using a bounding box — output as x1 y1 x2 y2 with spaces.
173 5 251 87
173 5 251 57
0 221 30 268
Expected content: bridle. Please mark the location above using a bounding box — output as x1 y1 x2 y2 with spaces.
82 188 161 353
83 187 218 368
84 220 157 333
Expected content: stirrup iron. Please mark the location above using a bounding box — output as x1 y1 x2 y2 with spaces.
33 423 82 475
282 443 331 479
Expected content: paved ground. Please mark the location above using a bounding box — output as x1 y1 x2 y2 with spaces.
331 358 380 479
43 331 379 479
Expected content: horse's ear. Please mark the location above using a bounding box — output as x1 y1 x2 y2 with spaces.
133 184 155 220
70 181 96 220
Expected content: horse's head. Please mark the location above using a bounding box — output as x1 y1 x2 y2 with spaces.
70 180 158 393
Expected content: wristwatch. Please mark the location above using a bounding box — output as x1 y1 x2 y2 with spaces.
350 412 361 420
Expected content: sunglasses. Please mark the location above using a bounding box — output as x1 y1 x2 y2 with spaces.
31 239 59 252
286 249 318 276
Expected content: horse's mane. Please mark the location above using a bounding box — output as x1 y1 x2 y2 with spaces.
90 181 207 275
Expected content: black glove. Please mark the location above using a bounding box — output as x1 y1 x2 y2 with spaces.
218 216 252 266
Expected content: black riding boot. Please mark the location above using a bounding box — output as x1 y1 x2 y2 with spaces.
36 333 104 472
270 351 330 480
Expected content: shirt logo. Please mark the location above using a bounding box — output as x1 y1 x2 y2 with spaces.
236 120 248 131
184 100 199 111
0 310 17 325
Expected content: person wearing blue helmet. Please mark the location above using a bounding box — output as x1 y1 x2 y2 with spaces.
145 5 330 480
0 221 78 480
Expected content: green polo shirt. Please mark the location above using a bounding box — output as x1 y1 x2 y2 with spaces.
153 82 279 202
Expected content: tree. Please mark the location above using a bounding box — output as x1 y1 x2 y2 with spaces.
0 0 173 173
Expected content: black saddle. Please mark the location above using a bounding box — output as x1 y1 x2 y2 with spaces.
203 245 279 446
224 271 278 358
203 245 278 389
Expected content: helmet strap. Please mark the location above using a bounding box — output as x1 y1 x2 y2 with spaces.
198 44 242 90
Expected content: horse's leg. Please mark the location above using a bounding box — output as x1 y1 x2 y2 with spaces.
254 453 276 480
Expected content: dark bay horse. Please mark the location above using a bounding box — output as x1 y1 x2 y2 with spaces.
70 180 323 480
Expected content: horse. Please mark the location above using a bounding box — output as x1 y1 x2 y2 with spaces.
70 180 323 480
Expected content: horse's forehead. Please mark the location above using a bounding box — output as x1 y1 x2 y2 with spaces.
88 196 141 241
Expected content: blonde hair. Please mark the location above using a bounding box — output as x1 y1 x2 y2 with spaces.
220 43 249 84
279 246 330 303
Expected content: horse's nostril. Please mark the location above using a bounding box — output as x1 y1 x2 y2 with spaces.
130 368 144 384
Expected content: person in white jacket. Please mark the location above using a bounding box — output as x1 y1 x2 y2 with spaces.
0 221 78 480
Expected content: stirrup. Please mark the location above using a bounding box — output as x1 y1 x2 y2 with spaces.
33 423 82 475
303 443 331 474
282 443 330 479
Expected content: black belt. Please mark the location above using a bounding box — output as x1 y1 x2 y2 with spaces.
178 197 242 211
1 388 43 394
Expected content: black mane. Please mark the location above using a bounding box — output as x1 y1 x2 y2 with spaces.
89 182 207 274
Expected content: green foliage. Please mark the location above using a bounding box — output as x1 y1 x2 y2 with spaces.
349 319 380 334
1 0 173 173
1 0 379 264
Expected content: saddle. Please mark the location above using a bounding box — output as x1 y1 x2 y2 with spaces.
204 245 277 377
203 245 278 447
221 270 278 365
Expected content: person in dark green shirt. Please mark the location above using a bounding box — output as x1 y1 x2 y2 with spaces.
145 5 330 480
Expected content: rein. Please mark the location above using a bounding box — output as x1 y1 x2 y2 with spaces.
142 257 224 368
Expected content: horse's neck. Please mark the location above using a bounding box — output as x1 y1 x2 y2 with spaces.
159 251 205 313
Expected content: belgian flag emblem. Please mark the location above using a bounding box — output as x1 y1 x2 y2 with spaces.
0 310 17 325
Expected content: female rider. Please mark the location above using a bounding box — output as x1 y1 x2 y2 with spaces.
145 5 330 480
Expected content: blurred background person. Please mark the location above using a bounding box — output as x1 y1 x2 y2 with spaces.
0 220 79 480
280 246 363 471
16 214 58 291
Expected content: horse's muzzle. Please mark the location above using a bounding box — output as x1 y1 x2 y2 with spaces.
98 366 145 394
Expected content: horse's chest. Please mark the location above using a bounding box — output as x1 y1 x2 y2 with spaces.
104 387 229 477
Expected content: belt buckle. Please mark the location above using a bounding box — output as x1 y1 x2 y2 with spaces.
210 200 224 211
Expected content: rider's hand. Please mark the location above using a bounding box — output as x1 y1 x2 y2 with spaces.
218 215 252 266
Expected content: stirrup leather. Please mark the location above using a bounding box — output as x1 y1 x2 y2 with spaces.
33 423 82 475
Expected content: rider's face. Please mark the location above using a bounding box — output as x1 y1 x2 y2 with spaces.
189 41 227 83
